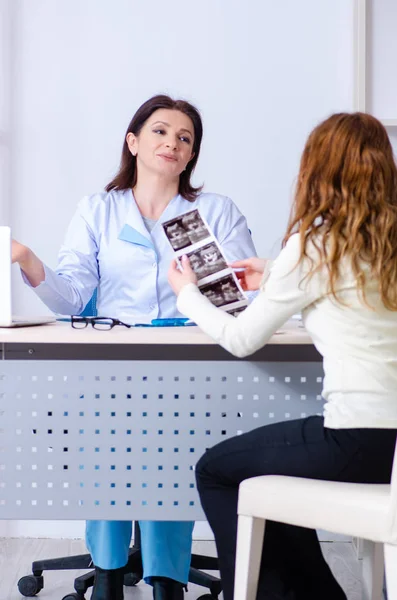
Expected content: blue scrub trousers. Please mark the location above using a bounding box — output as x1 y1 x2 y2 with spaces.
86 520 194 584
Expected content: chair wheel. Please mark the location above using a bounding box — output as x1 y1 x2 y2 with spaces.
124 572 141 586
62 594 85 600
17 575 44 596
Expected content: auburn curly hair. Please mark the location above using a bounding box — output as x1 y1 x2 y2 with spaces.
284 112 397 310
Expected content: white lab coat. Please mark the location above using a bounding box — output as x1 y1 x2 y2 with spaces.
29 189 256 318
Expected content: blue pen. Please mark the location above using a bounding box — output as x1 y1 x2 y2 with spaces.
151 318 193 327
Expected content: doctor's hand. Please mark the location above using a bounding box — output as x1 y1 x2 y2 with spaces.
11 239 45 288
11 239 30 265
168 255 198 296
230 257 268 291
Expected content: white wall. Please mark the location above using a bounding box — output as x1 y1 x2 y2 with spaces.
1 0 395 540
9 0 355 316
0 0 12 226
368 0 397 119
368 0 397 164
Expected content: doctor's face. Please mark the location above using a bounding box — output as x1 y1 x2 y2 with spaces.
127 109 195 180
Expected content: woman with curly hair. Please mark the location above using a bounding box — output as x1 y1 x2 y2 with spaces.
169 112 397 600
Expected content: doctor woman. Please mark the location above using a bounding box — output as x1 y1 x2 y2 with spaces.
11 94 256 600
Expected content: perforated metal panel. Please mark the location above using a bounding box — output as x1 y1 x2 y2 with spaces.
0 360 324 520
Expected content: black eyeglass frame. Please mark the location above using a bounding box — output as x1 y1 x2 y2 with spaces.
71 316 132 330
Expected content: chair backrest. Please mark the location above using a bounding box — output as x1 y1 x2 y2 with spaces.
388 436 397 540
80 289 98 317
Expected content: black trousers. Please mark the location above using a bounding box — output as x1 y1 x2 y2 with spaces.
195 416 397 600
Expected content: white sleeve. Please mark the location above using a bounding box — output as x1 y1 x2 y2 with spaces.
177 234 324 357
22 197 99 315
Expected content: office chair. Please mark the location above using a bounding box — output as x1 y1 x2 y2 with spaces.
17 291 222 600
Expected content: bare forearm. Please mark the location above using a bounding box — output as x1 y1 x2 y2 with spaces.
18 247 45 287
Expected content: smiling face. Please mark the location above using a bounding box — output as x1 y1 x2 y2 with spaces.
126 108 195 180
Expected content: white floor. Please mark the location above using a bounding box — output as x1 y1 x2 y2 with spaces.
0 539 363 600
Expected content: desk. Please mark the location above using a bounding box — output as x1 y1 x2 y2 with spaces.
0 322 322 521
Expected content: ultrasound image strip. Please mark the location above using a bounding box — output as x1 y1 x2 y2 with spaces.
184 242 228 282
199 273 245 308
162 210 211 252
162 209 248 311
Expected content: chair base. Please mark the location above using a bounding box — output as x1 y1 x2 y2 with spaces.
18 525 222 599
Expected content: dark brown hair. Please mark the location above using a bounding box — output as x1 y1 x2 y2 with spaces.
106 94 203 201
284 112 397 310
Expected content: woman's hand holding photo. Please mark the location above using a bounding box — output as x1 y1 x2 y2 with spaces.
230 257 268 291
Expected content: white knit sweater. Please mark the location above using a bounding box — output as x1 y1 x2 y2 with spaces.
177 233 397 429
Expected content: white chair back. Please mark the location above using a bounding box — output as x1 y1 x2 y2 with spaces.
387 436 397 542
